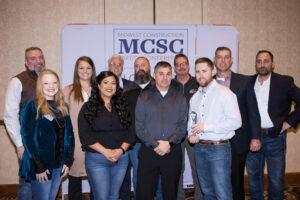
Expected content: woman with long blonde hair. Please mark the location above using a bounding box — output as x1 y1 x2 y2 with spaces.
63 56 96 199
19 69 74 200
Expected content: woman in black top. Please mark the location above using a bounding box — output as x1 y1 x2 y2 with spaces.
78 71 133 200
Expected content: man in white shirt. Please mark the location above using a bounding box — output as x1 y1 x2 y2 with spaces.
188 57 241 199
246 50 300 200
4 47 46 199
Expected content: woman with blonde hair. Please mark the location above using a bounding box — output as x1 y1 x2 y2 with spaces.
63 56 96 199
19 69 74 200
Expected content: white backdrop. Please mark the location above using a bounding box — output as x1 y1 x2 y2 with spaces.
61 24 239 197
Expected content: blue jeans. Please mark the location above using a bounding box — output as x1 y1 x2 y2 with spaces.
18 158 32 200
85 151 129 200
194 142 232 200
129 142 163 200
246 131 286 200
31 168 62 200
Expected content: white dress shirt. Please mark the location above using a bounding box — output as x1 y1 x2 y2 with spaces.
254 74 274 128
3 77 23 148
188 79 241 141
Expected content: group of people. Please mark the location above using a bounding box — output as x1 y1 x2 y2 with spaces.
3 46 300 200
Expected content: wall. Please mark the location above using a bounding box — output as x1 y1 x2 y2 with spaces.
0 0 299 184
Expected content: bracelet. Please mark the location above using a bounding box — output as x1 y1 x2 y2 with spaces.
120 147 125 154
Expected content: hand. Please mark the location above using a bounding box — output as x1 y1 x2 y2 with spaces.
250 139 261 152
61 165 69 179
36 169 50 183
154 140 170 156
191 123 204 135
280 121 291 133
110 149 123 162
188 135 200 144
17 146 25 160
102 149 116 162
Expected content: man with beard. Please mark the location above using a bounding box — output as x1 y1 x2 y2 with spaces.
246 50 300 200
108 54 139 92
188 57 241 200
124 57 162 200
135 61 188 200
214 47 261 200
170 54 203 200
4 47 46 199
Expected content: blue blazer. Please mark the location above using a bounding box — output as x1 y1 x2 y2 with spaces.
19 100 75 181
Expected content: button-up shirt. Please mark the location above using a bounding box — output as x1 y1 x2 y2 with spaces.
254 74 274 128
187 80 241 141
135 86 188 148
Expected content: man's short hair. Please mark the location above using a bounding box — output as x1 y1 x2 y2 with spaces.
195 57 214 70
174 54 189 66
215 46 232 57
108 54 124 66
25 47 43 60
256 50 274 62
154 61 172 72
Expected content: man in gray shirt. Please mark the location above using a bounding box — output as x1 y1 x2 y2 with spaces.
135 61 188 200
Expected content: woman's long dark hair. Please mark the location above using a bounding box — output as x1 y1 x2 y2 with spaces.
84 71 131 128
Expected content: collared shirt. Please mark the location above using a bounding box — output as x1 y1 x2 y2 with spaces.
119 78 124 88
188 80 241 141
135 86 188 148
216 72 231 88
254 74 274 128
3 77 23 148
139 81 150 89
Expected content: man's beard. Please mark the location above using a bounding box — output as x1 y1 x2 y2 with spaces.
134 70 151 84
256 66 272 76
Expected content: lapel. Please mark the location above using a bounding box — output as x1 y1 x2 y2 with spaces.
268 72 277 111
229 71 237 92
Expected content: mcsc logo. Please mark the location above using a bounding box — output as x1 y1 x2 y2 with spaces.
118 39 184 54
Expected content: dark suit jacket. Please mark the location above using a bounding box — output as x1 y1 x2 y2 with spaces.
226 72 261 153
251 72 300 137
124 79 155 145
122 78 139 93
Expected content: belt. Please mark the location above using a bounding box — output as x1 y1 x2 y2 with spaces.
199 140 229 146
261 128 271 134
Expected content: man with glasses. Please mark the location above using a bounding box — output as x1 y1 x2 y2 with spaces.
171 54 202 200
108 54 139 92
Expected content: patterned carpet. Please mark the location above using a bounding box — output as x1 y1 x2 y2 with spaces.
1 186 300 199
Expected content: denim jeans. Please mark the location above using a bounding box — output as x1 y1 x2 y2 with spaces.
18 177 32 200
129 142 163 200
85 151 129 200
194 142 232 200
246 131 286 200
31 168 62 200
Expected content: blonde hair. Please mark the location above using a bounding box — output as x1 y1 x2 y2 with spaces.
35 69 69 119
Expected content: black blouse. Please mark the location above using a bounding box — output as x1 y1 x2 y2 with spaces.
78 103 134 153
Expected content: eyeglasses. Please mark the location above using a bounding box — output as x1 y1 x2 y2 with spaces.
175 62 188 67
110 63 122 67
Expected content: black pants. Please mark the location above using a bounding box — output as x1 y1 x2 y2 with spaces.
68 175 93 200
136 143 182 200
231 144 247 200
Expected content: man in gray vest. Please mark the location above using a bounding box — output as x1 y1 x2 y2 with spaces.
4 47 46 199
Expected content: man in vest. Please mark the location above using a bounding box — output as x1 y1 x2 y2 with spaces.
4 46 46 199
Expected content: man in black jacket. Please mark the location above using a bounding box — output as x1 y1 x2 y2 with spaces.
246 50 300 200
214 47 261 200
171 54 203 200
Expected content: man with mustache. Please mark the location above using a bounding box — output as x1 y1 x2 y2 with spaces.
246 50 300 200
188 57 241 200
170 54 203 200
4 47 46 200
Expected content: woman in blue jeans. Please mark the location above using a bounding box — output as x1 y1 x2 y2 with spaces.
19 69 75 200
78 71 134 200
